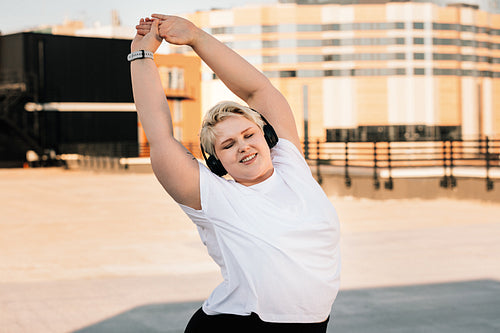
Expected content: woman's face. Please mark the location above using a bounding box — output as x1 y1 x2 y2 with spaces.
213 115 274 186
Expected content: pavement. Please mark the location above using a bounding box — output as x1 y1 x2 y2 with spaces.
1 167 500 332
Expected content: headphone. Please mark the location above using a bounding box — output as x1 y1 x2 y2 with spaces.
200 111 278 177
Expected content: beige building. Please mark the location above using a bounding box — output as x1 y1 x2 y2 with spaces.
185 0 500 142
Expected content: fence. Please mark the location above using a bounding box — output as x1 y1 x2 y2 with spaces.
71 138 500 193
303 137 500 191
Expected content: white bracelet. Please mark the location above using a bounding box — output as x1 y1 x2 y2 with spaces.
127 50 154 62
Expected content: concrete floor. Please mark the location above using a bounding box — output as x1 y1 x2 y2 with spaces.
1 167 499 332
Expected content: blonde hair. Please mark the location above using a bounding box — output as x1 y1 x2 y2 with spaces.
200 101 265 157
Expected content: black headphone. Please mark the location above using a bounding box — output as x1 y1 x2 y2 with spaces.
200 111 278 177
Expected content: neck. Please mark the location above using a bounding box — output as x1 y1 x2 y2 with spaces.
235 167 274 187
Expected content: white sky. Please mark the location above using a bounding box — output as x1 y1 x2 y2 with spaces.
2 0 498 35
0 0 278 35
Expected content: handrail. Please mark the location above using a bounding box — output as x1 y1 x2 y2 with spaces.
74 138 499 191
304 137 500 191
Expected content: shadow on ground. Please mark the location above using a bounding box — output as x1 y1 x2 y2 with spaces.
73 279 500 333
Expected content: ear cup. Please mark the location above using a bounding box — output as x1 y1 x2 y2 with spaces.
206 154 228 177
263 122 278 148
250 110 278 149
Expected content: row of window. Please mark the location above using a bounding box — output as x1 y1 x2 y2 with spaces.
209 22 500 35
252 68 500 78
414 37 496 48
225 37 500 49
257 52 499 63
326 125 461 142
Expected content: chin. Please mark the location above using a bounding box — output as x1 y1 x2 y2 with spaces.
236 166 274 185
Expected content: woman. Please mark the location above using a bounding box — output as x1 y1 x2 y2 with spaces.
131 15 341 332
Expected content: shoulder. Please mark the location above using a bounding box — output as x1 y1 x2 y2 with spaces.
271 138 311 173
272 138 306 162
198 160 244 208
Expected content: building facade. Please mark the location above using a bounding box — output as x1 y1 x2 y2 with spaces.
137 54 202 157
185 0 500 142
0 17 202 165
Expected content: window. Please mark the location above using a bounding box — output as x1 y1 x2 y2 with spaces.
433 53 457 60
173 100 182 122
413 22 424 29
322 23 340 31
158 67 185 90
297 24 321 32
414 53 425 60
414 38 425 45
297 70 324 77
262 25 278 33
461 25 475 32
461 54 476 62
211 26 233 34
280 70 296 78
263 55 278 63
477 41 490 48
298 39 322 47
433 38 459 46
433 23 458 31
298 54 323 62
433 68 458 75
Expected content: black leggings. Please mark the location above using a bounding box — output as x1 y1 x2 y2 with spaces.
185 307 329 333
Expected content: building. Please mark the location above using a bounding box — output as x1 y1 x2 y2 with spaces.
20 10 135 40
185 0 500 142
0 19 201 166
138 54 202 157
0 32 138 166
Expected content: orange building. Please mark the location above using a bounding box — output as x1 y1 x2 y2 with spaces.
185 0 500 143
138 53 202 157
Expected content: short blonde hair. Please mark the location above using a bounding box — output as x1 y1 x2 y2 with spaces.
200 101 265 157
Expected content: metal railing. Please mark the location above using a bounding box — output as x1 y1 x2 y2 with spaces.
303 137 500 191
74 138 499 192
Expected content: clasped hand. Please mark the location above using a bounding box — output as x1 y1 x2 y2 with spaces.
131 14 199 53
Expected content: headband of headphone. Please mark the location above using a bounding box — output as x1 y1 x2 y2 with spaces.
200 110 278 177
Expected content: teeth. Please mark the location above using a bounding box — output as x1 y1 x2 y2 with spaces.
241 153 256 163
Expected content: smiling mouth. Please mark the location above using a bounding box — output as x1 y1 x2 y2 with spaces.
240 153 257 163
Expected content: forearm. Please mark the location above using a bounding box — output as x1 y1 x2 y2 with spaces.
190 29 271 103
131 59 173 146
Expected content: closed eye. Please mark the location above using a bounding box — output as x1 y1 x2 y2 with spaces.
244 133 254 139
223 142 234 149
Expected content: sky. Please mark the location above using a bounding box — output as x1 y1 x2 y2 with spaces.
0 0 278 35
2 0 499 35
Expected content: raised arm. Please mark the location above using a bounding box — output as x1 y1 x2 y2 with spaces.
152 14 301 151
131 19 200 209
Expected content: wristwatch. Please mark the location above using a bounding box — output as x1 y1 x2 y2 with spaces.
127 50 154 62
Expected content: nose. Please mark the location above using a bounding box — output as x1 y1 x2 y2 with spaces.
237 139 250 153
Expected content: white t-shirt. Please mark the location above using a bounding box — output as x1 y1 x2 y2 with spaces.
180 138 341 323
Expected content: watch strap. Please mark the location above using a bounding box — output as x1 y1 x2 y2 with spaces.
127 50 154 62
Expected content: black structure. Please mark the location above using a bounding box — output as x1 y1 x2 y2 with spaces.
0 32 137 167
